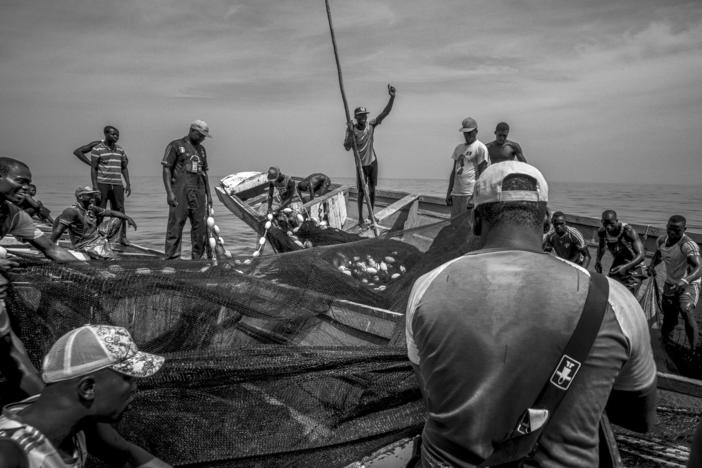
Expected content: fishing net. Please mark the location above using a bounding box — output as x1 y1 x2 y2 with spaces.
1 211 475 467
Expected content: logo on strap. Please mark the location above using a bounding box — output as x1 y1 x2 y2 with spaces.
550 355 581 390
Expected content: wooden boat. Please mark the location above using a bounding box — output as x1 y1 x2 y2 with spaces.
216 171 702 253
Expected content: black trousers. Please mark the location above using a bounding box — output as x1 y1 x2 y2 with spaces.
97 182 127 240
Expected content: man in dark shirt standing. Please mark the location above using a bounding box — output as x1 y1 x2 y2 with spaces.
486 122 526 164
161 120 213 260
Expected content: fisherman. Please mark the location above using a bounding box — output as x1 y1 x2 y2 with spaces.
0 157 78 401
161 120 213 260
648 215 701 350
75 126 131 245
343 84 396 226
543 211 591 268
445 117 489 221
297 173 332 202
51 186 137 258
266 167 304 230
0 324 171 467
595 209 646 295
406 161 656 467
14 184 53 225
485 121 526 164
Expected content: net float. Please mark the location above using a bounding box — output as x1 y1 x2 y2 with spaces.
213 225 221 235
160 267 176 275
384 256 396 264
252 251 260 257
207 217 215 228
264 221 272 229
282 208 293 214
224 250 232 258
258 237 266 245
267 213 273 220
243 259 252 265
296 213 304 223
399 265 406 273
379 262 388 272
391 273 401 279
135 268 151 275
208 237 217 250
218 237 224 245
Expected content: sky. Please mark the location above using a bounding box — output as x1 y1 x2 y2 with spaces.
0 0 701 185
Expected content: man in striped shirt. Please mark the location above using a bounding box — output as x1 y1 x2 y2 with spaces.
648 215 702 350
87 126 131 245
543 211 591 268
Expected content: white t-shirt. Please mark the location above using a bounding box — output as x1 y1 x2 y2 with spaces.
450 140 489 196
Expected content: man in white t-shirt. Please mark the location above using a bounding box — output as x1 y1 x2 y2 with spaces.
445 117 489 221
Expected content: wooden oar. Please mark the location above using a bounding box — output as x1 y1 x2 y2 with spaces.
324 0 379 237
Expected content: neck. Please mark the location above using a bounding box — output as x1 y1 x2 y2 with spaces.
18 395 86 452
481 224 543 252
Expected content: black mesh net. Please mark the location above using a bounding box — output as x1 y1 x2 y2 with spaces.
3 209 700 467
2 212 475 467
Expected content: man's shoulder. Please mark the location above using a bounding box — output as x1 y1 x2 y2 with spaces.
506 140 522 150
681 235 700 255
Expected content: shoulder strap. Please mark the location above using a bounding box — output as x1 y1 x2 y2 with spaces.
478 272 610 467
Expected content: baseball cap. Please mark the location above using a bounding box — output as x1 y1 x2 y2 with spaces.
75 185 99 198
42 325 165 383
459 117 478 133
190 119 212 138
267 166 281 180
472 161 548 208
354 107 369 116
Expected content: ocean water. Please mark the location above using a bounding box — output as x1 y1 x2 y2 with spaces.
30 174 702 257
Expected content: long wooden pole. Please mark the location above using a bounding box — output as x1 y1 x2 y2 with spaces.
324 0 379 237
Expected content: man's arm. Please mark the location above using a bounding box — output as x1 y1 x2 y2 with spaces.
203 171 212 213
278 180 298 209
266 183 275 214
373 84 396 126
0 439 28 468
580 246 592 269
161 144 178 208
104 209 137 231
87 422 172 468
91 155 100 191
28 235 77 262
682 249 702 286
122 155 131 197
512 142 527 163
73 141 101 166
446 161 457 206
606 381 657 433
647 238 663 275
595 231 606 273
610 227 645 275
343 123 354 151
476 160 488 178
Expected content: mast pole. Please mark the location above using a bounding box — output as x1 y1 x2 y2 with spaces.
324 0 380 237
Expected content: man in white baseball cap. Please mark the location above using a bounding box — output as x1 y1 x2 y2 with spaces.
407 161 656 467
445 117 490 223
0 324 171 467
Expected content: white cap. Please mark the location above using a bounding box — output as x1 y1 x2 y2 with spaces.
473 161 548 207
190 119 212 138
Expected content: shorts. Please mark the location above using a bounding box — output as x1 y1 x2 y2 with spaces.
356 159 378 191
663 281 700 310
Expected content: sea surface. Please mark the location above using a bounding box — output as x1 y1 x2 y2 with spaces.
31 174 702 257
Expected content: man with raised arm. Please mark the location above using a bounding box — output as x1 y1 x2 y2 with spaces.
161 120 213 260
343 84 396 226
407 161 656 467
648 215 702 350
595 209 646 295
485 121 526 164
0 324 171 467
543 211 591 268
445 117 489 221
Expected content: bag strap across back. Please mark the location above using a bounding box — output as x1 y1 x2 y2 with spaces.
478 272 610 467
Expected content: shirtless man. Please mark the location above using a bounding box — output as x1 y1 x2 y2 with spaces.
297 173 332 202
648 215 701 350
485 122 526 164
543 211 591 268
595 209 646 295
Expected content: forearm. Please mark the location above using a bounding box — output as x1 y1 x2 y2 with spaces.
50 224 66 243
595 245 605 263
162 168 174 196
91 167 99 189
122 168 131 188
375 95 395 123
581 249 592 269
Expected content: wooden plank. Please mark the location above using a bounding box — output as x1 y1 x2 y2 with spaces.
215 186 265 235
373 194 418 221
657 371 702 398
301 185 350 210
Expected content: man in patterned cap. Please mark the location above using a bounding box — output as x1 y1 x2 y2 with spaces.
0 324 171 467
